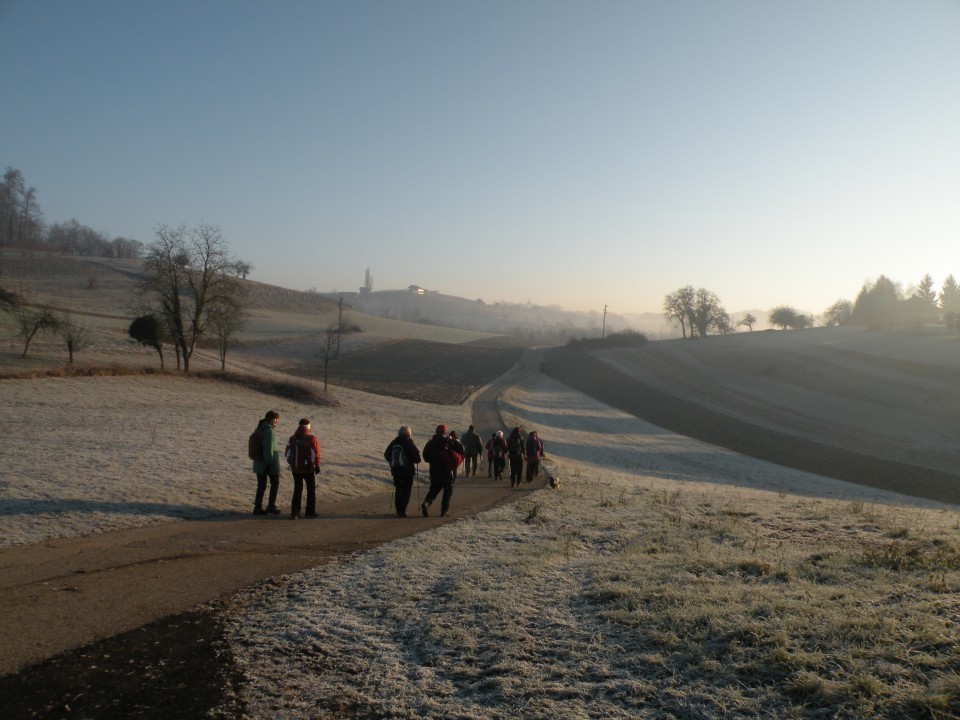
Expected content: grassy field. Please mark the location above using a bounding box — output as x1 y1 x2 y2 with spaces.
224 375 960 719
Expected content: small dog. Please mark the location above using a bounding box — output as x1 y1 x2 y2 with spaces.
548 475 560 489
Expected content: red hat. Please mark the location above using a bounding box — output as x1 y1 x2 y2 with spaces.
436 424 447 434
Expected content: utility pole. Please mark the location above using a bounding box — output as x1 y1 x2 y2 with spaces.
602 304 608 339
336 296 343 357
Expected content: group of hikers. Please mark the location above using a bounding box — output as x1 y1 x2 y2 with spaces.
249 411 545 520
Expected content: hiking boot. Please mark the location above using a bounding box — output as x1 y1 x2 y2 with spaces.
253 508 267 515
266 506 281 515
420 502 429 517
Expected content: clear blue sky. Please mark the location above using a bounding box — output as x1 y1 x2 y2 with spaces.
2 0 958 317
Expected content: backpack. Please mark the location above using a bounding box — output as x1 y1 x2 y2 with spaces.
389 443 407 469
508 434 523 457
439 442 464 471
247 426 263 461
285 435 314 473
493 439 506 459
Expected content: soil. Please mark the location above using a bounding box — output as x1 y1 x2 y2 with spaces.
299 338 526 404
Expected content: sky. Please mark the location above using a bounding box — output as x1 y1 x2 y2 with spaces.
2 1 959 318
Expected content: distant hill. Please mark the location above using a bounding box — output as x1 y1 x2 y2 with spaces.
335 288 682 341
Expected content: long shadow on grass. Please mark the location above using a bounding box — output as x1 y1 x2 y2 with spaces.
0 499 232 519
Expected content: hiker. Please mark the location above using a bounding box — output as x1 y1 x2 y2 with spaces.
460 424 484 478
384 425 421 517
507 426 526 487
484 432 496 478
421 424 455 517
286 418 321 520
448 430 467 480
252 410 282 515
489 430 508 481
525 429 544 483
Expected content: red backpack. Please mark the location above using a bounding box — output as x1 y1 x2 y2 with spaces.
439 442 464 471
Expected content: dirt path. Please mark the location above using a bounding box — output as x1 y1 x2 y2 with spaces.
0 351 545 682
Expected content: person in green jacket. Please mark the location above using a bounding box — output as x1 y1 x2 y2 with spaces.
252 410 282 514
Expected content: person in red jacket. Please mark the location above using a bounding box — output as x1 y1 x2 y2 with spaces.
286 418 321 520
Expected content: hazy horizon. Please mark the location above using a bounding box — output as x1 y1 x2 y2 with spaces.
2 1 958 317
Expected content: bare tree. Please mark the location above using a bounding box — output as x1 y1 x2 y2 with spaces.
232 260 253 279
690 288 726 337
13 303 58 358
823 299 853 327
57 313 92 365
769 306 800 330
128 314 166 369
737 313 757 331
663 286 695 338
140 223 247 372
209 282 248 371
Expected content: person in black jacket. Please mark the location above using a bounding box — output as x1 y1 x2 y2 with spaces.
384 425 422 517
460 424 484 477
421 424 455 517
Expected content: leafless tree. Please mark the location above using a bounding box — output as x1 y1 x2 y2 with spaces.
822 299 852 327
57 313 92 365
737 313 758 331
663 286 695 338
13 301 58 358
209 282 248 371
140 223 248 372
690 288 726 338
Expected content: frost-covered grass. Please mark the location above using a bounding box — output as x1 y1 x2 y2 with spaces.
223 377 960 719
0 373 469 547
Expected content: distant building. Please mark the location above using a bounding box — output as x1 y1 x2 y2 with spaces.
408 285 425 295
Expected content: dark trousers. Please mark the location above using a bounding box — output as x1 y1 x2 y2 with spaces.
526 459 540 482
255 473 279 509
464 453 479 477
392 470 414 516
509 456 524 485
487 453 494 477
493 455 506 479
424 467 454 514
291 471 316 517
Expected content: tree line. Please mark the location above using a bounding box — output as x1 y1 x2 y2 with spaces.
664 272 960 338
0 166 143 259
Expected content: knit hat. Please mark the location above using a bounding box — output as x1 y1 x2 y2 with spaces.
436 424 447 434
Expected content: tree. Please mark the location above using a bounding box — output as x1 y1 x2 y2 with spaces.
769 306 800 330
689 288 726 338
140 223 247 372
737 313 757 332
663 286 695 338
850 275 901 329
129 314 166 369
0 286 18 311
823 299 853 327
939 275 960 331
209 283 248 371
13 303 58 358
232 260 253 279
57 314 92 365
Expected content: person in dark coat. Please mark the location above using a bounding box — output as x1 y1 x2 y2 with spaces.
489 430 508 481
286 418 321 520
421 424 455 517
506 426 525 488
525 429 544 483
484 432 497 478
384 425 422 517
447 430 467 480
460 424 483 478
252 410 282 514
